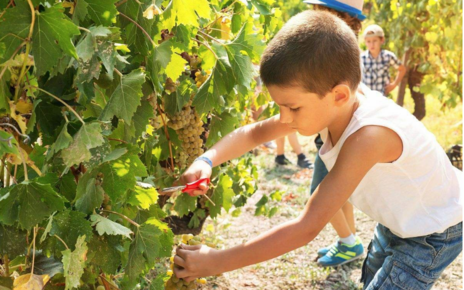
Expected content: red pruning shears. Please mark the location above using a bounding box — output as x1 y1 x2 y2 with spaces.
160 178 215 205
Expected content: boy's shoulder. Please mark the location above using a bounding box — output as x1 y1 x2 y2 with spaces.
381 49 398 58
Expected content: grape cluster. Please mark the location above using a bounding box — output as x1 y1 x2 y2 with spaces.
165 235 207 290
194 71 210 88
167 104 205 168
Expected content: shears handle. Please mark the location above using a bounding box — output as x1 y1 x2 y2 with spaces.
182 178 210 193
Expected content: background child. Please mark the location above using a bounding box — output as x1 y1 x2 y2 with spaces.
275 133 313 168
173 11 462 289
362 24 406 95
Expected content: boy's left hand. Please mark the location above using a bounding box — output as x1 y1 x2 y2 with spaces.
385 83 397 95
173 244 222 282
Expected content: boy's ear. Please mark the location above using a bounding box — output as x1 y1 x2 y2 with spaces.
332 84 351 106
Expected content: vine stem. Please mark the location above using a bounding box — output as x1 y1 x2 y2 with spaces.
53 234 69 250
26 85 85 124
13 0 35 102
191 38 218 60
100 210 140 228
78 26 91 33
118 12 156 47
156 104 175 172
31 227 37 275
15 141 28 181
3 255 9 277
198 30 222 44
0 42 26 82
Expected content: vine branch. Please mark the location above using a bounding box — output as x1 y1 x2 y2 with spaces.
156 104 175 172
26 85 85 124
119 12 156 47
100 210 140 228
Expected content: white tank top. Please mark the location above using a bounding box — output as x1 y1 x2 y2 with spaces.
319 91 463 238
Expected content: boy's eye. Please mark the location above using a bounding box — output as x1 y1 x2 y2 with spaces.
290 107 300 112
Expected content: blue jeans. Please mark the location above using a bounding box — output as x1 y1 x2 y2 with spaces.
310 135 328 194
361 223 463 289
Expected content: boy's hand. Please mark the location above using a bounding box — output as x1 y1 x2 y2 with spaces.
385 82 397 95
173 244 222 282
180 160 212 196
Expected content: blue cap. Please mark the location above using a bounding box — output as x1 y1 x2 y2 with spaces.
303 0 366 21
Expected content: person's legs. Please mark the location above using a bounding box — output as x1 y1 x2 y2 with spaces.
275 137 291 165
342 202 356 235
287 133 313 168
362 223 463 290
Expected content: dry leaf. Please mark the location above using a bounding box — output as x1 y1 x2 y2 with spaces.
13 273 50 290
16 100 33 114
143 4 162 19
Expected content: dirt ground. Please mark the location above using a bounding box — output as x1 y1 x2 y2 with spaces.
198 135 463 290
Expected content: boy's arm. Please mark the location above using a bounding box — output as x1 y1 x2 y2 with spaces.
180 115 295 195
385 64 406 94
174 126 403 281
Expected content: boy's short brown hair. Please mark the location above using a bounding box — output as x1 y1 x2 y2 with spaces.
260 10 361 96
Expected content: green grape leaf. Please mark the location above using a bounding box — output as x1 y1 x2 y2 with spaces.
86 0 118 26
49 210 93 252
90 214 133 239
74 172 104 214
125 223 173 284
164 76 194 116
32 4 80 76
99 154 147 201
126 99 154 140
0 3 31 63
208 174 234 218
0 225 27 257
0 181 66 230
87 235 122 274
72 0 89 24
173 193 197 217
47 123 73 159
127 185 159 210
206 111 238 147
162 0 211 30
99 69 145 124
62 235 87 290
165 52 187 82
61 122 105 168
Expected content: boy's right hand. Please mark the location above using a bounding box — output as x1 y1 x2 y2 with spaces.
180 160 212 196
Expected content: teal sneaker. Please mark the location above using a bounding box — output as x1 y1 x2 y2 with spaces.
317 237 364 267
317 241 338 257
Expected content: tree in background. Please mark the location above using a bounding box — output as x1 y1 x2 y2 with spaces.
365 0 462 120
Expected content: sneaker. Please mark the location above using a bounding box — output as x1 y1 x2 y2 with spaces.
263 141 277 149
317 237 364 267
297 153 314 169
317 241 338 257
275 154 292 165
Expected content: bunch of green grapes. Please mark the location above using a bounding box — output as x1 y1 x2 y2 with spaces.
168 105 194 130
178 109 205 166
194 70 210 88
165 235 207 290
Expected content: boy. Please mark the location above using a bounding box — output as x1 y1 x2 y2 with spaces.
173 11 462 289
362 24 406 95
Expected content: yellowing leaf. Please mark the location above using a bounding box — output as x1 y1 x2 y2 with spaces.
9 101 27 133
165 52 187 82
16 99 33 114
62 1 75 14
13 273 50 290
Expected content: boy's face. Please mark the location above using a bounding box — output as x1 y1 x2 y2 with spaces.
365 36 384 53
268 85 339 136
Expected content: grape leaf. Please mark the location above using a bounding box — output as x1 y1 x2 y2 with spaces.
208 174 234 218
164 76 194 116
99 70 145 124
87 235 122 274
127 185 159 210
90 214 133 239
125 223 173 284
86 0 119 26
62 235 87 290
0 3 31 63
165 52 187 82
32 4 80 76
49 210 93 252
205 110 238 147
74 172 104 214
125 99 154 140
162 0 211 30
173 193 197 217
0 131 19 156
0 181 66 230
61 122 105 167
47 123 73 159
0 225 27 257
